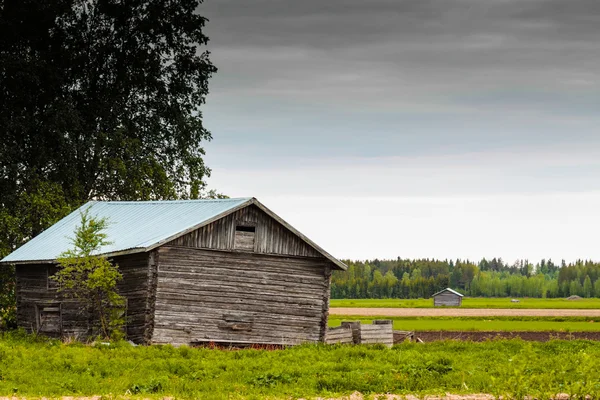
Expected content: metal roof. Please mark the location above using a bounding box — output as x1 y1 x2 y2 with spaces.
431 287 464 297
1 198 251 263
0 197 347 270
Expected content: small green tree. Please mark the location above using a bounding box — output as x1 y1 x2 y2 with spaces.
53 209 125 340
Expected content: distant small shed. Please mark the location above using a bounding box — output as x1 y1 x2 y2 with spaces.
432 288 463 307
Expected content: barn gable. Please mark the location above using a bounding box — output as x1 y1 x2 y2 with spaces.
168 204 322 258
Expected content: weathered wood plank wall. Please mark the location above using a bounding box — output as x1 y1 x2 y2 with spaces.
15 264 88 338
170 205 321 258
111 252 151 343
144 251 158 343
329 321 394 346
325 326 354 344
360 320 394 347
152 247 332 345
15 253 151 343
15 265 58 335
433 292 462 307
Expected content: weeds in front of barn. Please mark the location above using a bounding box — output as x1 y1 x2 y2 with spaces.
1 330 600 399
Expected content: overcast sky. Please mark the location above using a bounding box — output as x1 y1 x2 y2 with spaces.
198 0 600 264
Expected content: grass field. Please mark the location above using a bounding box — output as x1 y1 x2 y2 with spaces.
2 332 600 399
330 297 600 309
329 316 600 332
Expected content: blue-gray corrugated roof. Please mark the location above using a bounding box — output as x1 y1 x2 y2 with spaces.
431 287 464 297
1 198 252 263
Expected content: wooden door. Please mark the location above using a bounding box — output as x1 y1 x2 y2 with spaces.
37 304 62 336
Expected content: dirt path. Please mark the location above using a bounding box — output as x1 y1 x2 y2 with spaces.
330 307 600 317
311 392 576 399
312 393 497 400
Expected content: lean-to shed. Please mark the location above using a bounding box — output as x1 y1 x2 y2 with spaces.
0 198 346 345
432 288 463 307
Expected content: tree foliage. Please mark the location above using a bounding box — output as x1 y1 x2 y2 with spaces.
53 209 125 339
0 0 217 324
0 0 216 249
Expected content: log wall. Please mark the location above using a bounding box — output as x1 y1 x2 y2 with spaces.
15 264 63 336
14 252 151 343
169 204 321 258
152 246 333 345
112 252 152 343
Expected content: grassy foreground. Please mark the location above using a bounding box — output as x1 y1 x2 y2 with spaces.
2 332 600 399
329 316 600 332
330 298 600 309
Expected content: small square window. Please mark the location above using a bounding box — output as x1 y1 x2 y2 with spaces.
234 224 255 251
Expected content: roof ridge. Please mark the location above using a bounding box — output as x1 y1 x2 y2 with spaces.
95 198 252 205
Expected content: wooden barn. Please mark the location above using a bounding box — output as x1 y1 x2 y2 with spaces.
432 288 463 307
0 198 346 345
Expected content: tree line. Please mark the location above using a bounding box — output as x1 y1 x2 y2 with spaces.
331 258 600 299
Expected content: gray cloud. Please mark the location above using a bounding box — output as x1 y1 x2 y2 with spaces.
201 0 600 104
198 0 600 168
201 0 600 49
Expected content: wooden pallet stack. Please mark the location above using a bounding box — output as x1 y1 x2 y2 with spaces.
325 320 397 347
324 325 354 344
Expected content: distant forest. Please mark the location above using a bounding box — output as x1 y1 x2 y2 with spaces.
331 258 600 299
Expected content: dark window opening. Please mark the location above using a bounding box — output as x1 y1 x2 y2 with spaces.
234 224 256 251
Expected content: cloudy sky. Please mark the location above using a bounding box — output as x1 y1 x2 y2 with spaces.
198 0 600 264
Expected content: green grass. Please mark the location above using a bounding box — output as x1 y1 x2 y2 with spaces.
329 316 600 332
3 332 600 399
331 297 600 309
